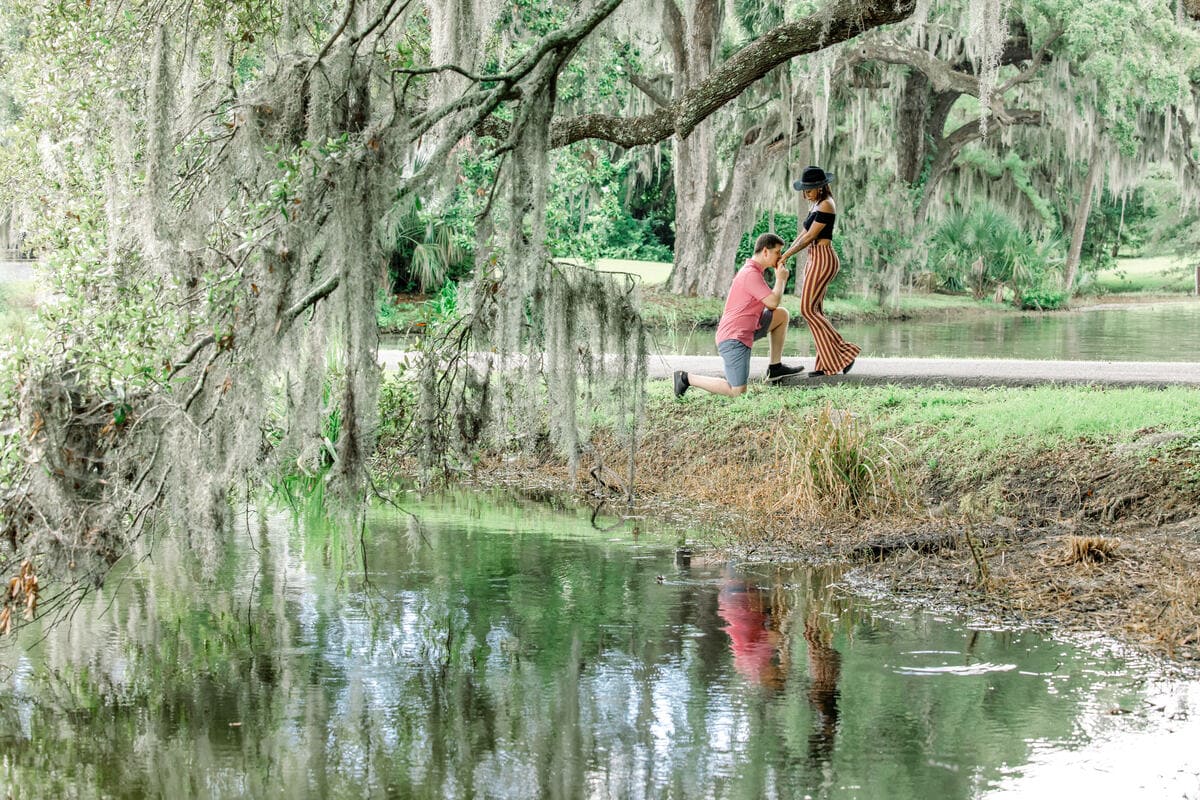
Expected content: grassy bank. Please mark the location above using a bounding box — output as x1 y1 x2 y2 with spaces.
1090 255 1196 296
379 256 1013 334
381 254 1198 334
471 381 1200 660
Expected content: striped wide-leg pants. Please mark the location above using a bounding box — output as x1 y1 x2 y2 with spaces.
800 242 860 374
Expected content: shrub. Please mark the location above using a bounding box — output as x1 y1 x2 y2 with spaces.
1019 287 1068 310
929 205 1063 305
387 199 471 294
772 403 908 517
599 213 675 262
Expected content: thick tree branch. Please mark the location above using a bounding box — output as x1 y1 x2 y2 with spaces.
915 108 1045 224
845 40 980 95
942 108 1043 153
517 0 917 149
406 0 623 195
848 29 1058 126
624 62 671 108
168 334 216 379
312 0 358 66
997 26 1065 94
662 0 686 79
282 274 341 326
1176 107 1199 176
411 0 621 137
948 19 1033 75
393 63 491 82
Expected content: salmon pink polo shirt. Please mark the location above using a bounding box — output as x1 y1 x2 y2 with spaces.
715 258 772 347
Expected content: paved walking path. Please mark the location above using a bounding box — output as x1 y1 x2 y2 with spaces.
379 349 1200 388
7 260 1195 389
644 354 1200 388
0 260 35 283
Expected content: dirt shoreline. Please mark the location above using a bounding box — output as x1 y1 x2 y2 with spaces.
462 433 1200 664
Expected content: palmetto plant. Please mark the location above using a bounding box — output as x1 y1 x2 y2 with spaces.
388 197 464 294
929 205 1062 304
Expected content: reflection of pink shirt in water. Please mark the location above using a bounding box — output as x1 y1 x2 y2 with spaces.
715 259 772 347
717 585 775 684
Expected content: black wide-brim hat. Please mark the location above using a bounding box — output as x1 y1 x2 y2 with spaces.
793 165 835 191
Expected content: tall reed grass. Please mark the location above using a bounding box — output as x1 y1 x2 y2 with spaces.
772 403 908 517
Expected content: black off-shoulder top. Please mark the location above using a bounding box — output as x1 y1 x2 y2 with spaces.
803 207 835 240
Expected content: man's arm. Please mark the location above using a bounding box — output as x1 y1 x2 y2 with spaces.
760 266 789 309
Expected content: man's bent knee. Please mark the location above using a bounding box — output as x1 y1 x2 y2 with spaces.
771 307 790 328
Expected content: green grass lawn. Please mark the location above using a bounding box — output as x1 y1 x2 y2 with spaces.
644 379 1200 481
556 257 673 287
1092 255 1196 294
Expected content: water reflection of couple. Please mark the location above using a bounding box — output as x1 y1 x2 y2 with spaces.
716 572 842 762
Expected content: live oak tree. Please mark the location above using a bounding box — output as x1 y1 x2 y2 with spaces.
480 0 923 297
822 0 1200 300
0 0 921 626
1 0 1194 631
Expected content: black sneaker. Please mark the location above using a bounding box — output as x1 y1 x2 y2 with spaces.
842 359 856 375
673 370 690 397
765 362 805 383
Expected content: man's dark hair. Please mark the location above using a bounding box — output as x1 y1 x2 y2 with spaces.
754 232 785 253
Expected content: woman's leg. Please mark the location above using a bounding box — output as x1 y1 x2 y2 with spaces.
799 246 861 374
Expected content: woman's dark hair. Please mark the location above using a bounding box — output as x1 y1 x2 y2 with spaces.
812 185 833 202
754 232 785 252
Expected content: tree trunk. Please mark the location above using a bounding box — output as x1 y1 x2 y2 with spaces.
667 0 794 297
896 72 932 185
1063 140 1103 295
1188 0 1200 20
1111 191 1126 258
670 122 764 297
668 0 728 297
910 90 960 218
671 118 724 296
914 152 956 226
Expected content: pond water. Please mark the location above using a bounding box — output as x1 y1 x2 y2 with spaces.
651 301 1200 362
1 493 1198 799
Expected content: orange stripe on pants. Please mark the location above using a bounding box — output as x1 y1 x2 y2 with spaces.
800 242 860 374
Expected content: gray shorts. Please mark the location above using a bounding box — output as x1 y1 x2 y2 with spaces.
717 308 773 388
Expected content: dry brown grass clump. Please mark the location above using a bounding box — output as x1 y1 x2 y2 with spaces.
1065 535 1120 564
772 403 909 518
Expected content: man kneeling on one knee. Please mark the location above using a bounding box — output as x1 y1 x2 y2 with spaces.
674 233 805 398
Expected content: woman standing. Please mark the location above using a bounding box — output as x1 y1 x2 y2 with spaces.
782 165 860 376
